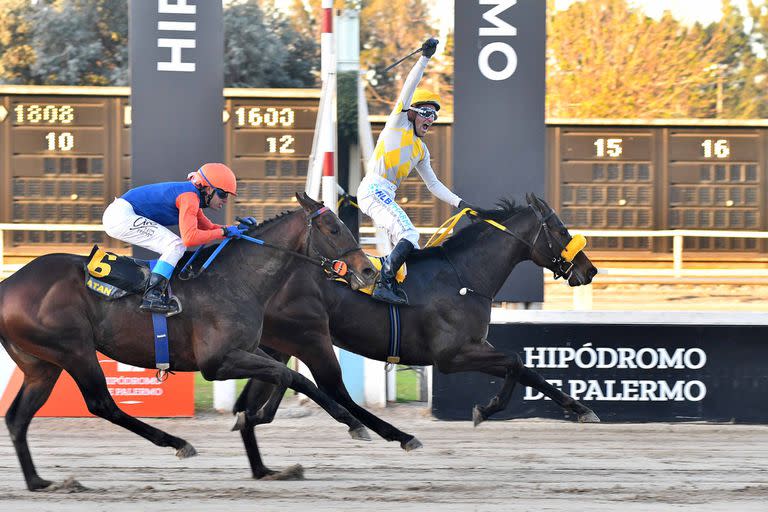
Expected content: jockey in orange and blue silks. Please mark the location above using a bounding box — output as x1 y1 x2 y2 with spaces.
357 37 485 306
102 163 254 315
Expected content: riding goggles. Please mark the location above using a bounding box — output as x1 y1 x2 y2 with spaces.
411 106 438 121
213 188 229 199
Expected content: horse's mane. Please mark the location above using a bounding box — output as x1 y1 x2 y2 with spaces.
409 199 528 260
175 207 299 269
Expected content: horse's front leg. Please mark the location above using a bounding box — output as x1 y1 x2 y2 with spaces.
200 347 370 440
437 340 600 425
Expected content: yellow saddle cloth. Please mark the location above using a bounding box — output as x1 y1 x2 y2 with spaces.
340 255 407 296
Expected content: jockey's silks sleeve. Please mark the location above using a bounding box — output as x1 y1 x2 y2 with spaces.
176 192 225 246
195 209 221 231
366 56 460 207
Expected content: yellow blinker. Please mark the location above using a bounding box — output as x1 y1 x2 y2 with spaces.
561 234 587 262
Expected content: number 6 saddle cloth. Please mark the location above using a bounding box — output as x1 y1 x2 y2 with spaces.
83 245 151 299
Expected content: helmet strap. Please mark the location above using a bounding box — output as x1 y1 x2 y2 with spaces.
199 186 214 208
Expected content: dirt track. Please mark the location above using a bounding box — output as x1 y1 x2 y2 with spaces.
1 400 766 512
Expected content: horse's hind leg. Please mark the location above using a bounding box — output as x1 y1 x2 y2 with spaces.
65 352 197 457
517 366 600 422
209 348 369 440
4 357 62 491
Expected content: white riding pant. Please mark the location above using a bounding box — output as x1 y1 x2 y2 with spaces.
102 198 186 270
358 175 420 248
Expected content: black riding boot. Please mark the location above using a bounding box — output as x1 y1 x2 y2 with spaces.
372 239 413 305
140 273 173 314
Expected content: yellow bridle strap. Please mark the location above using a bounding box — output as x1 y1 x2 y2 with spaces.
336 197 360 210
426 208 514 248
426 209 589 262
425 208 473 247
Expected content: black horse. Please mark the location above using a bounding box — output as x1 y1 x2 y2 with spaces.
0 193 377 491
232 193 600 478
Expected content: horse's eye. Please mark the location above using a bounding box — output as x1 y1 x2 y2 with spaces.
560 229 568 237
331 227 340 235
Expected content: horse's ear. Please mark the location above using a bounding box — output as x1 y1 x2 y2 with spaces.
296 192 321 213
525 193 533 206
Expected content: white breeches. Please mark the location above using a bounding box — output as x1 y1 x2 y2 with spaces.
102 198 186 268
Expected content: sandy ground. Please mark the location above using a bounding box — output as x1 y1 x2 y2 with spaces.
0 400 766 512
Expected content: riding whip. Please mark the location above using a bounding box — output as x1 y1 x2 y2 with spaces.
382 47 422 73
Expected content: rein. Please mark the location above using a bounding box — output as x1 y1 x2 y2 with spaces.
179 207 352 280
427 206 587 297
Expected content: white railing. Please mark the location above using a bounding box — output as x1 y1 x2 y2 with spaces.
1 223 768 279
0 223 106 274
361 227 768 278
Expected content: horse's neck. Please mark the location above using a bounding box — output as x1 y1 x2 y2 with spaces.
228 210 308 286
445 211 536 298
252 209 307 252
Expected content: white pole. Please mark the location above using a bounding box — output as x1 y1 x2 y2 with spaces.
321 73 338 212
213 380 236 413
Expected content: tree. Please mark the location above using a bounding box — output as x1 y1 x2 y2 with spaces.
26 0 128 85
223 1 319 87
0 0 38 84
546 0 730 118
359 0 436 113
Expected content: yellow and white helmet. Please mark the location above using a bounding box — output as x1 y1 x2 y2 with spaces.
411 88 441 111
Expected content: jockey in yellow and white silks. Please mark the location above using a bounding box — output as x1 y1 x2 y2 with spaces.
358 37 483 306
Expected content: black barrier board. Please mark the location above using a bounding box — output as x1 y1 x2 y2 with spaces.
453 0 545 302
433 323 768 423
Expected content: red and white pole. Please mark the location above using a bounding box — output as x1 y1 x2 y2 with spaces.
320 0 338 212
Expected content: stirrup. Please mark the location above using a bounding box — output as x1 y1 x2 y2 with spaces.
140 295 182 317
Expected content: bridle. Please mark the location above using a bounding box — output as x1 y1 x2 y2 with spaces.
455 206 583 280
179 206 357 280
302 206 360 278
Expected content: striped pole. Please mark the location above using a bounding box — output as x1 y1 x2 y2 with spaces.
320 0 338 212
321 0 334 82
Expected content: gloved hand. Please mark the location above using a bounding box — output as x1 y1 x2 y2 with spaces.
458 199 497 218
222 225 247 238
237 216 258 230
421 37 439 58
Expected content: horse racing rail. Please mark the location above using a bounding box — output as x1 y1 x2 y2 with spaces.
2 223 768 410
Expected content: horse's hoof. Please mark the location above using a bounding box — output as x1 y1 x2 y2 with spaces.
401 437 423 452
578 411 601 423
43 477 88 492
176 442 198 458
231 411 246 431
28 476 54 491
472 405 486 427
260 464 305 481
348 426 372 441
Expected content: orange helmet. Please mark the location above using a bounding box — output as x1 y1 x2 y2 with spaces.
189 163 237 196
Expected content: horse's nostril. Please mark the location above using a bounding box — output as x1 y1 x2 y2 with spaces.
588 267 598 279
363 267 376 279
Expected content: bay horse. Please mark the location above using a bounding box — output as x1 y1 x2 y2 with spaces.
0 193 377 491
232 193 600 478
